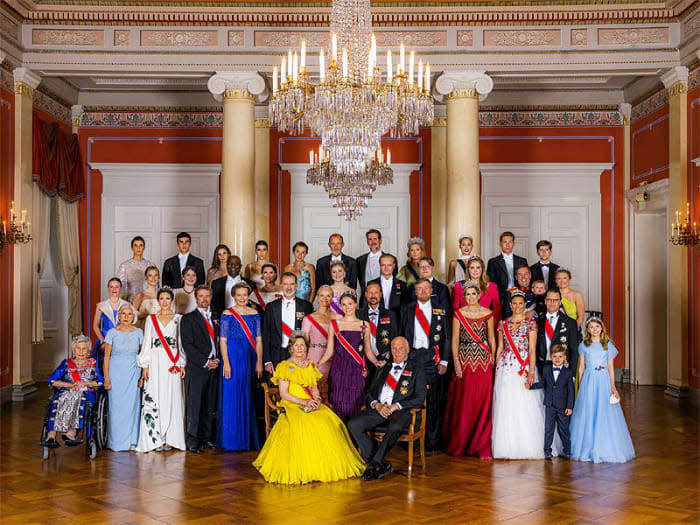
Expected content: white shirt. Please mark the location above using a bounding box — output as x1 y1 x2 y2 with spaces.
178 252 190 274
365 250 382 284
198 307 216 366
224 274 241 308
502 252 514 289
377 361 407 408
380 276 393 310
552 366 561 382
281 297 295 348
413 300 432 349
540 261 550 289
367 306 380 355
545 312 559 359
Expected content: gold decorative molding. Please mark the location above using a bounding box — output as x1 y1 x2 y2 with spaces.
667 81 688 97
223 88 254 101
14 82 34 98
445 88 478 100
254 118 270 128
432 117 447 127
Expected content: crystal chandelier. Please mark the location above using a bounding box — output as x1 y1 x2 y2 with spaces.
268 0 433 219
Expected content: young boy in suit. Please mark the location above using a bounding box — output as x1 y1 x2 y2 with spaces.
527 344 575 459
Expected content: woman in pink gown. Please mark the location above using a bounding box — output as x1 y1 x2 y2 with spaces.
301 285 338 401
442 281 496 459
452 256 500 324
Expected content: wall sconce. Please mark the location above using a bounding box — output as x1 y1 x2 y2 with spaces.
670 202 698 247
0 201 32 256
635 181 649 211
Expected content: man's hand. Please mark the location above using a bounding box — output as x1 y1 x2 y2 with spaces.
265 363 274 374
437 364 447 375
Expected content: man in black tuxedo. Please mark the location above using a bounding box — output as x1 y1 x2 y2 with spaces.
400 278 450 451
262 272 313 374
368 253 407 324
530 240 560 290
162 232 206 288
357 282 398 363
348 337 427 480
210 255 258 321
486 231 528 310
528 344 575 459
536 289 579 374
180 285 219 453
315 233 358 289
356 229 395 304
502 266 537 319
410 256 450 313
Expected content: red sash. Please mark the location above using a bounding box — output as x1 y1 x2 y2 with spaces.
201 313 215 343
282 321 293 338
66 358 82 383
385 372 398 391
331 320 367 377
253 289 266 310
455 310 490 353
367 319 378 339
415 304 440 364
227 308 256 351
305 315 329 340
504 322 529 376
151 314 181 374
544 318 555 342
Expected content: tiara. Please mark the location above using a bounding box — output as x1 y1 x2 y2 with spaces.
463 280 480 288
509 290 526 299
340 290 357 299
585 316 602 327
458 233 473 242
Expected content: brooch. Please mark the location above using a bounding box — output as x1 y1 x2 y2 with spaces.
382 338 390 346
380 329 389 338
432 308 444 315
289 365 294 371
433 334 441 341
402 369 412 377
436 325 442 331
561 336 567 343
380 317 390 324
296 312 304 319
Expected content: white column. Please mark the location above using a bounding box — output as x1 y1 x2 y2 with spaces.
434 71 493 257
619 101 632 384
208 72 266 259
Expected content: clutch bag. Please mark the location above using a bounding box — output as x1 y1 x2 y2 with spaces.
609 393 620 405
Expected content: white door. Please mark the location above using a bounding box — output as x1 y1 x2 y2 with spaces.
95 163 220 289
284 163 417 264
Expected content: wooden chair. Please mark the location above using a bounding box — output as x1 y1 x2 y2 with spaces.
262 383 285 437
367 391 428 479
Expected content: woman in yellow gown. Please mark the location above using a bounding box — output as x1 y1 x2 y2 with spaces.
253 331 365 484
554 268 586 330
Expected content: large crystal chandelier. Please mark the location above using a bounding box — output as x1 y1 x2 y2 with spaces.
268 0 434 219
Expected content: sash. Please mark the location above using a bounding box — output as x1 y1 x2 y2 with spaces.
151 314 181 374
201 313 215 343
253 289 267 310
504 322 529 376
406 264 420 282
330 300 344 316
454 310 490 353
282 320 293 338
415 304 440 364
544 318 555 343
66 358 82 383
227 308 256 351
385 372 398 391
457 259 467 273
367 318 378 339
305 315 329 340
331 320 367 377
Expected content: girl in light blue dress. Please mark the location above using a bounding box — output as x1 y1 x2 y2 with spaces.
104 304 143 451
570 317 635 463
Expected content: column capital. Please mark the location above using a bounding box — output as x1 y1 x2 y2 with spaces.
661 66 688 95
13 67 41 97
434 71 493 102
207 71 267 103
618 102 631 125
71 104 84 127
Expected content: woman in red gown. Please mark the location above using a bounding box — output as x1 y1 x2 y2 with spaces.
442 281 497 459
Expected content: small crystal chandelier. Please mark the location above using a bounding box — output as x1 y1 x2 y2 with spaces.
268 0 433 219
670 202 699 247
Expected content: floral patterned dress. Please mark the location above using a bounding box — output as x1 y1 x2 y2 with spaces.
136 314 186 452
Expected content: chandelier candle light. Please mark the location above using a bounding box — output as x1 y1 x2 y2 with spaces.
0 201 32 255
268 0 434 219
670 202 699 247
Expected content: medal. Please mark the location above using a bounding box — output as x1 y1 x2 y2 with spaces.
436 325 442 332
362 369 368 378
433 334 440 341
382 338 389 346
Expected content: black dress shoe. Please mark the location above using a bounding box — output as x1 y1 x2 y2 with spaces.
202 441 215 449
43 438 60 449
361 462 381 481
544 453 553 460
62 435 82 447
377 462 393 479
187 446 202 454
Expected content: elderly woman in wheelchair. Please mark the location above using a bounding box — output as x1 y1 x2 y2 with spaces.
42 335 104 451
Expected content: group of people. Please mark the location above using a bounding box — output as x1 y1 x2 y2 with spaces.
43 228 635 484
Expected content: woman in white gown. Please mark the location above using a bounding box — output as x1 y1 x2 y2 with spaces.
492 291 560 459
136 288 186 452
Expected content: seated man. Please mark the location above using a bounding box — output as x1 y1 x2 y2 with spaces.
348 337 427 481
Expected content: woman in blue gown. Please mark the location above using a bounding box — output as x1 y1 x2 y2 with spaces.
284 241 316 303
218 282 263 451
91 277 133 369
104 304 143 451
570 317 635 463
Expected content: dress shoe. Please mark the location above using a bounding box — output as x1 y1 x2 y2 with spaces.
361 462 381 481
377 462 393 479
202 441 215 449
43 437 60 449
544 453 553 460
187 446 202 454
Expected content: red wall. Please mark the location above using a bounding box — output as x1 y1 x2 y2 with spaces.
0 85 14 388
631 104 670 189
688 84 699 390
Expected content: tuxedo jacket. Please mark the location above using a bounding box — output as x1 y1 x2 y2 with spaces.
357 304 399 359
400 299 451 365
356 252 397 294
530 363 575 411
162 254 206 289
364 357 427 411
368 276 408 322
210 275 259 321
536 313 579 370
530 261 560 290
410 278 451 314
180 309 218 370
486 253 529 302
315 253 358 289
262 297 313 366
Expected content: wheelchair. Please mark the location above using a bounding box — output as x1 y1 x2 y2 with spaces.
39 386 109 460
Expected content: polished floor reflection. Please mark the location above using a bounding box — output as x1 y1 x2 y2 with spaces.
1 385 698 524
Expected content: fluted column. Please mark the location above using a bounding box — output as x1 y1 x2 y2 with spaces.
661 66 689 399
434 71 493 257
208 72 266 259
254 116 270 243
12 67 41 400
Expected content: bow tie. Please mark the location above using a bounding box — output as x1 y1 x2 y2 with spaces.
331 256 342 262
518 286 529 292
553 367 561 371
369 310 378 316
393 364 402 371
541 263 550 268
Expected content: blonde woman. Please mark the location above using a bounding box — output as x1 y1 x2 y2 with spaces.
396 237 426 287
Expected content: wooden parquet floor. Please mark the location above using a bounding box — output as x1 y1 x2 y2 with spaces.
1 385 698 524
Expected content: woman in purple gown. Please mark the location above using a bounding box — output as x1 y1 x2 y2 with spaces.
319 292 384 421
